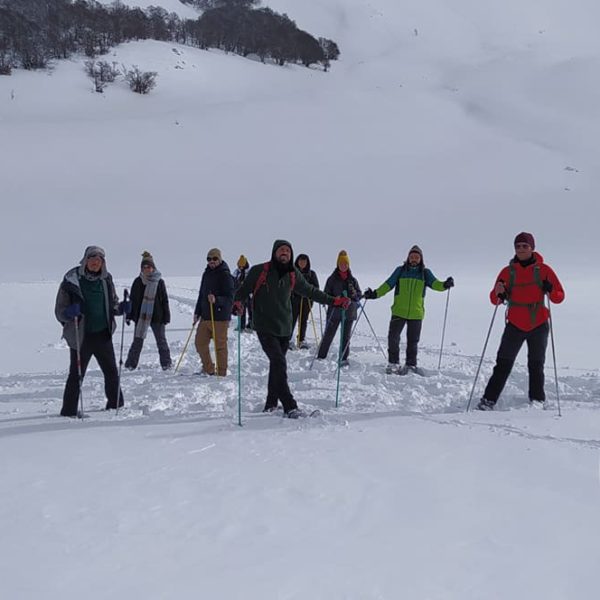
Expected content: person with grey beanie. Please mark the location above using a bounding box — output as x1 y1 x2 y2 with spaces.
55 246 130 416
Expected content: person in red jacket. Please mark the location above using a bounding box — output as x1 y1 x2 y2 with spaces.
477 232 565 410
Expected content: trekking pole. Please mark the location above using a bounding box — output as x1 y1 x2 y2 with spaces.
174 321 196 373
466 304 499 412
318 303 324 337
361 305 388 361
209 299 219 375
335 293 347 408
547 297 562 417
237 314 242 426
297 298 303 348
73 316 85 419
309 304 320 346
341 299 367 360
437 289 451 371
116 289 128 416
309 305 339 370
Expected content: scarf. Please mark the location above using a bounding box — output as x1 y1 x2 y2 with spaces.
135 269 162 339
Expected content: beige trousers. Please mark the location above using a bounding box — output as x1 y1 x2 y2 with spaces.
195 319 229 376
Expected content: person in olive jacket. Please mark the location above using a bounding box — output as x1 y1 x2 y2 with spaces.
125 251 172 371
233 240 350 418
291 253 319 349
317 250 362 365
193 248 234 376
55 245 129 416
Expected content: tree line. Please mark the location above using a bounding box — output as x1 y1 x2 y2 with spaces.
0 0 340 75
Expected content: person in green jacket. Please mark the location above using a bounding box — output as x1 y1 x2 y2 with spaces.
363 245 453 375
233 239 350 418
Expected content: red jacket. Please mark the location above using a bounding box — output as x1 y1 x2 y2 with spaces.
490 252 565 331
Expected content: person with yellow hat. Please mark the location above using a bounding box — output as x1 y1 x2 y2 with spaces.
316 250 362 366
233 255 253 331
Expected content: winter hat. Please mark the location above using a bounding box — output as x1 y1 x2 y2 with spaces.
337 250 350 268
141 250 155 269
514 232 535 250
207 248 222 261
408 245 422 258
237 255 249 269
81 245 105 264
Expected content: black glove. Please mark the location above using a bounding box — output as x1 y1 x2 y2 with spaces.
443 277 454 289
363 288 377 300
126 319 132 326
497 292 507 302
542 280 553 294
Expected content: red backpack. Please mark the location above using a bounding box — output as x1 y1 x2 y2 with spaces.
253 262 296 297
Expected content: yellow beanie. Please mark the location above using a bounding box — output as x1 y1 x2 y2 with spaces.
337 250 350 268
237 255 248 268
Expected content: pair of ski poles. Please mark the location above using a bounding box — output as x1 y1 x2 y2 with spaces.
74 289 129 419
466 294 561 416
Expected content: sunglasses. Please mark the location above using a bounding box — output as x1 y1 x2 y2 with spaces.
207 256 220 262
514 243 531 249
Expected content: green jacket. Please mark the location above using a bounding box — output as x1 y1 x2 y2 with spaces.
235 260 334 337
375 264 445 320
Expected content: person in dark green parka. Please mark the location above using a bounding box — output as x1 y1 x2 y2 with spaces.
234 240 350 417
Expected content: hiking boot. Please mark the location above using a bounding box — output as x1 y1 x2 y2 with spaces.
476 398 495 411
385 363 399 374
340 359 350 368
262 404 278 413
397 365 409 376
299 341 310 350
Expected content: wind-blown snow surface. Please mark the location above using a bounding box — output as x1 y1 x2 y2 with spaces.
2 0 600 597
1 280 600 598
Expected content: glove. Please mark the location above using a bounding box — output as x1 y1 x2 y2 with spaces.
232 301 244 316
63 303 81 321
443 277 454 289
333 296 351 310
126 319 132 326
363 288 377 300
542 280 553 294
118 300 132 314
497 292 507 302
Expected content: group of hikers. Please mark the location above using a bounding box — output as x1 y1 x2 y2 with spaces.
55 232 564 418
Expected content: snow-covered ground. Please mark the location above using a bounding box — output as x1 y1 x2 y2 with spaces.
1 0 600 597
1 278 599 598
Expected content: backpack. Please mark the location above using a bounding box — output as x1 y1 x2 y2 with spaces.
507 262 544 325
253 262 296 298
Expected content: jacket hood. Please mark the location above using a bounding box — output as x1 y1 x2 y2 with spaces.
295 253 311 272
271 239 294 272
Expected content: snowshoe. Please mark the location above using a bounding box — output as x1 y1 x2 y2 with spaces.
407 365 426 376
285 408 321 419
397 365 409 376
299 341 310 350
476 398 494 411
529 399 547 410
340 359 350 368
385 363 399 375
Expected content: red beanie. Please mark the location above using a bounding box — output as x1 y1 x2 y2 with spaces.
514 232 535 250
